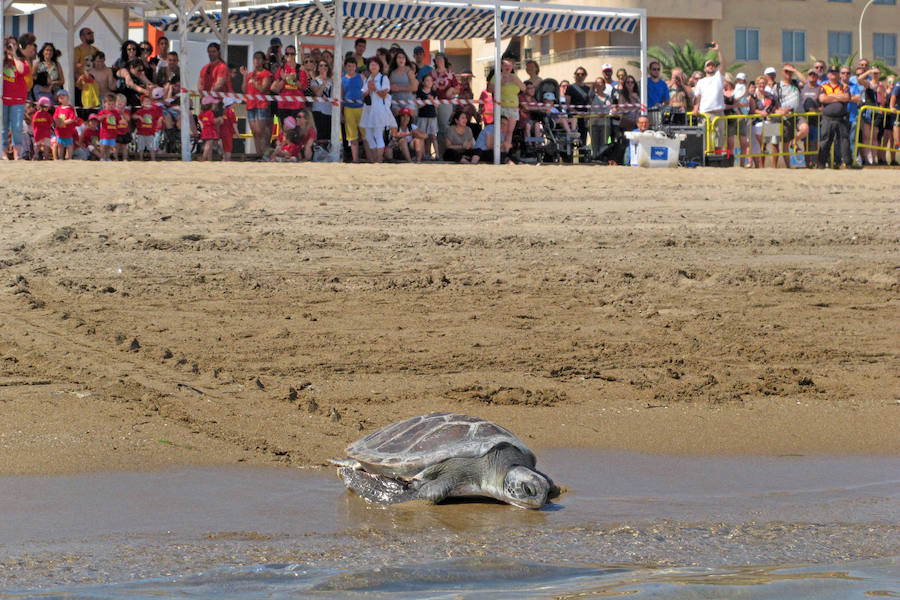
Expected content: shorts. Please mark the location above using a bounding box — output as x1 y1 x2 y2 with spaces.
247 106 271 121
34 136 51 146
57 137 73 147
343 107 363 141
500 106 519 121
221 135 233 153
136 134 157 152
116 133 132 144
99 138 117 146
417 117 438 135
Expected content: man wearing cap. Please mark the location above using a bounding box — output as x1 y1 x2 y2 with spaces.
771 64 806 167
692 41 727 151
763 67 777 93
800 67 822 167
198 42 231 94
601 64 615 89
817 66 852 169
413 46 433 82
733 72 750 165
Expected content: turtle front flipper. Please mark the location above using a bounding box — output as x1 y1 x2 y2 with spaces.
337 467 417 505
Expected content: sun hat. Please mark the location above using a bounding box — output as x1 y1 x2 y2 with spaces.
201 95 218 104
458 69 474 77
37 97 52 106
413 45 425 54
223 97 240 107
270 37 282 47
88 113 99 120
151 87 165 99
735 72 747 80
398 107 412 116
602 63 613 71
56 89 69 97
542 91 556 101
704 59 718 67
764 66 776 75
283 116 296 129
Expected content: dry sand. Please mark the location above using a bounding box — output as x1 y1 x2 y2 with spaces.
0 163 897 475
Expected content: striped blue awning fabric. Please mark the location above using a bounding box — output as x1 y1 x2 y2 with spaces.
153 1 638 38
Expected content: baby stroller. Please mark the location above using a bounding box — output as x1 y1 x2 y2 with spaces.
534 78 582 163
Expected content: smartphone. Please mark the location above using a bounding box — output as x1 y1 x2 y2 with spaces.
704 42 715 48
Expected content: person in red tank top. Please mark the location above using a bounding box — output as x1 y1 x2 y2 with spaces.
198 97 223 161
241 51 274 157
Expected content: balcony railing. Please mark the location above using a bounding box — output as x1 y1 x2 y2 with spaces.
528 46 641 66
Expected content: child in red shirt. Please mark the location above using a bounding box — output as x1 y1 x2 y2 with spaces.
133 94 163 161
220 97 239 162
114 94 131 161
95 93 121 160
32 97 55 160
79 115 102 160
198 97 222 161
53 89 78 160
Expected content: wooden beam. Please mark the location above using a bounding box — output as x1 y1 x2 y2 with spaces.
95 6 123 44
74 0 104 31
44 2 68 28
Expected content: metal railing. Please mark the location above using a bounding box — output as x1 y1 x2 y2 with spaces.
475 46 641 66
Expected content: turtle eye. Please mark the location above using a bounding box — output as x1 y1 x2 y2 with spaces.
523 483 535 497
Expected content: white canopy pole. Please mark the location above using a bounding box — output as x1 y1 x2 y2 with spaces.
179 0 191 161
329 0 343 162
492 3 501 165
639 8 647 114
65 0 75 106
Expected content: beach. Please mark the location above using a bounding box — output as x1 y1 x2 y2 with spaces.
0 162 898 475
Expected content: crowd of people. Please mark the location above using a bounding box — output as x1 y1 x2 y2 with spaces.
4 31 900 166
643 44 900 168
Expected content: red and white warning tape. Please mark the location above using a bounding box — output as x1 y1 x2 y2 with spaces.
184 89 645 113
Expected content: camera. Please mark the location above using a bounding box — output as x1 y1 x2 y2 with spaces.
703 42 715 48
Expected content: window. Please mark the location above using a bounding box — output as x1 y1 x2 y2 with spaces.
873 0 896 5
540 34 550 56
782 30 806 63
575 32 586 50
828 31 852 63
873 33 897 65
735 28 759 62
827 0 850 2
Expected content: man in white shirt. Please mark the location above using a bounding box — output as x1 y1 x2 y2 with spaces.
692 42 726 151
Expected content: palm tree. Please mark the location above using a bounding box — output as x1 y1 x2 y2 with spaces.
628 40 744 78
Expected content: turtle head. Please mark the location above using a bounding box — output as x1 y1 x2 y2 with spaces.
503 466 552 509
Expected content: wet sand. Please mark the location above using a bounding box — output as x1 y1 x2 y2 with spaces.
1 452 897 593
0 163 898 475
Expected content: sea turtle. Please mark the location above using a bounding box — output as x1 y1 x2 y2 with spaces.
330 412 558 509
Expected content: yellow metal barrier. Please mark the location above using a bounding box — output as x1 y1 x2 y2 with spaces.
855 105 900 153
701 112 822 166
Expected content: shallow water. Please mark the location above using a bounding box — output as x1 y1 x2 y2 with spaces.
1 451 898 598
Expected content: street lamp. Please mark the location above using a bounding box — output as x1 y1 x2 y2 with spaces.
858 0 876 60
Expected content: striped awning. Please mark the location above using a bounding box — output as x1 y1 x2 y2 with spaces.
153 0 639 39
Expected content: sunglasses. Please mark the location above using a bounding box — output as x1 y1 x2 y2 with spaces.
285 52 296 56
575 72 586 77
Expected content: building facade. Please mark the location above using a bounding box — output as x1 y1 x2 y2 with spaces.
454 0 899 91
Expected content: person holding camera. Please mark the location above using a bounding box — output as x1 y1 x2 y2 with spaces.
266 38 283 74
3 36 30 160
